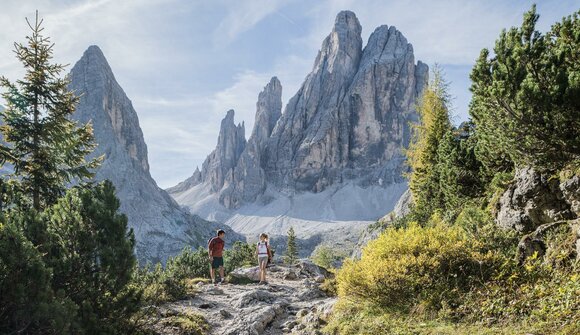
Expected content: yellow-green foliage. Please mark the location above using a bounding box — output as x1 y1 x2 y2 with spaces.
337 217 500 313
406 67 452 220
162 311 209 335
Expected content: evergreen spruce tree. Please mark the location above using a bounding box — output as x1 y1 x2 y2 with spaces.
285 227 298 265
406 66 453 221
0 11 100 211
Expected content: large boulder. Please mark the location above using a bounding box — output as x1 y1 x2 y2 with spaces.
495 167 574 232
294 260 332 280
229 266 261 284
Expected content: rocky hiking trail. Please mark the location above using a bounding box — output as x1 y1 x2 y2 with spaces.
152 261 337 335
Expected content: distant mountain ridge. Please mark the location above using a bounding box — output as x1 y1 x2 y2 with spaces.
168 11 428 253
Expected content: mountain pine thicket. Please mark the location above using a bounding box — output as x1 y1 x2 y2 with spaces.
328 6 580 335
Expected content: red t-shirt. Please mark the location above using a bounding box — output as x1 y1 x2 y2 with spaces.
208 237 224 257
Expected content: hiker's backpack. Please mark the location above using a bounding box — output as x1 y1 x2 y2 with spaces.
257 241 269 255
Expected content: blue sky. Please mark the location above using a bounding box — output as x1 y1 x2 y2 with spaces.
0 0 577 188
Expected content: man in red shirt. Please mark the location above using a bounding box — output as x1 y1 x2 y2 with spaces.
208 229 226 285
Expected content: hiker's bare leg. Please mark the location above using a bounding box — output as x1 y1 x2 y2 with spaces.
210 266 215 283
219 266 224 280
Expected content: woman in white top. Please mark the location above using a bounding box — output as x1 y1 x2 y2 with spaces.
256 233 272 285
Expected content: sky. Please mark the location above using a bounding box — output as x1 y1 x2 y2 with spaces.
0 0 577 188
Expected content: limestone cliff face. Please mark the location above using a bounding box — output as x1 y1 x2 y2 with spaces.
201 110 246 193
263 13 427 193
69 46 243 264
169 11 427 219
221 77 282 208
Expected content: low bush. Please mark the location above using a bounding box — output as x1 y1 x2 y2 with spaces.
336 215 502 314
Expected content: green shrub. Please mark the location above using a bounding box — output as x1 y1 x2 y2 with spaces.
311 244 347 270
337 218 501 313
44 181 141 334
0 220 76 334
454 204 519 257
166 246 211 280
162 311 209 335
224 241 256 273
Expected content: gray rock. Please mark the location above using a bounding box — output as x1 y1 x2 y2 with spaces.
166 166 201 194
68 46 244 264
221 77 282 208
495 167 574 232
297 287 326 300
235 289 278 309
201 109 246 193
560 175 580 216
295 260 332 279
225 304 283 335
204 286 224 295
283 269 299 280
220 309 233 319
393 188 413 218
229 266 261 283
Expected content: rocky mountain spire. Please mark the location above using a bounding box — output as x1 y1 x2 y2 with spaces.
70 45 150 174
260 11 427 193
251 76 282 149
220 77 283 208
338 24 429 182
263 10 364 192
201 110 246 192
69 45 243 264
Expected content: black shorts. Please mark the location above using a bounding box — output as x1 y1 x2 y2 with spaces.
211 256 224 269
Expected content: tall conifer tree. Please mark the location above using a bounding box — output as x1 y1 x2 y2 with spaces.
0 11 100 210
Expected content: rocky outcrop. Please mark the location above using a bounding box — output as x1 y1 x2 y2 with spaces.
155 263 335 335
69 46 243 264
221 77 282 208
495 168 579 263
495 167 575 232
560 175 580 216
201 109 246 193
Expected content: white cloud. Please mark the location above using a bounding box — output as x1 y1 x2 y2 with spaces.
213 0 292 47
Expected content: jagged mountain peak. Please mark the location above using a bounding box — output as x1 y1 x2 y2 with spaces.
70 44 150 174
170 11 427 255
69 46 243 263
333 10 361 36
